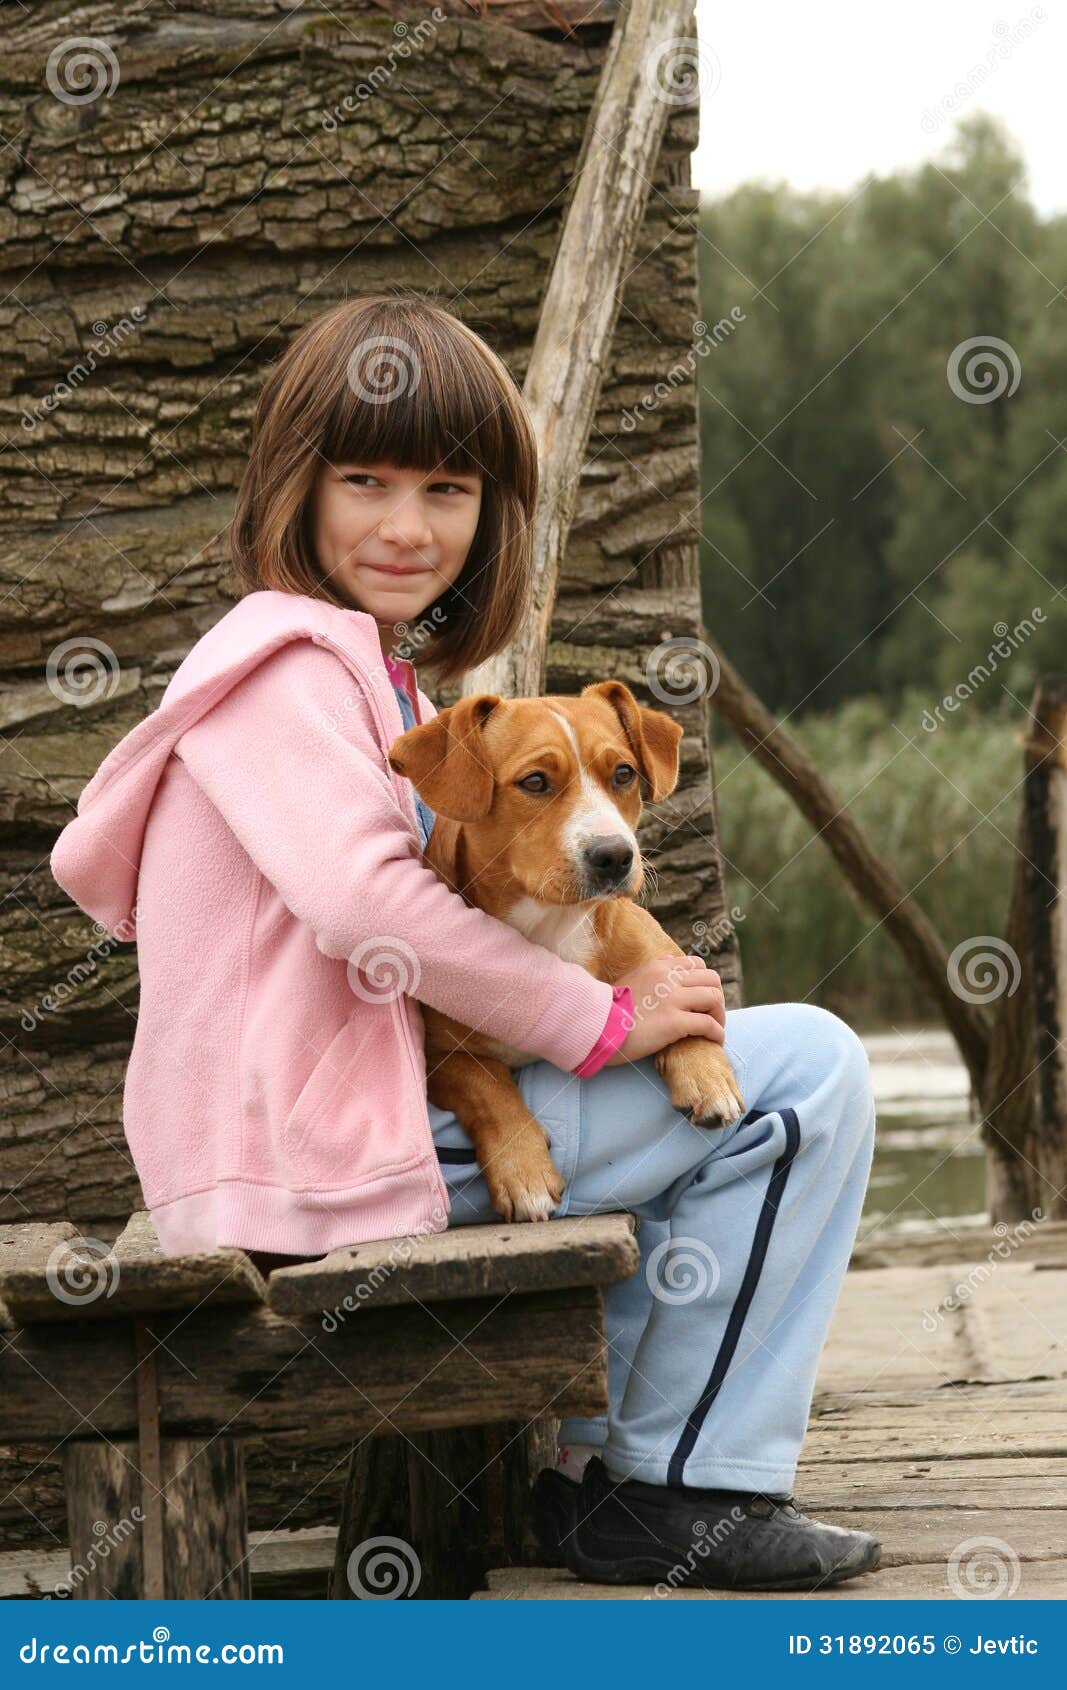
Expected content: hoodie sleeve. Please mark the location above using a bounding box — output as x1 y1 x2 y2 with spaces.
172 638 618 1073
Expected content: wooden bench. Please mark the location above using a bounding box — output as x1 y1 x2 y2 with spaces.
0 1210 639 1599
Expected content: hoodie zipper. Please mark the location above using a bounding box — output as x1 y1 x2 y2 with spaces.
314 635 450 1218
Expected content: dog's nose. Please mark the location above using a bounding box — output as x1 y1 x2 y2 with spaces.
584 836 634 884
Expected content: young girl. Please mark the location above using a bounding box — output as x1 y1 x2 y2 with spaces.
50 295 879 1592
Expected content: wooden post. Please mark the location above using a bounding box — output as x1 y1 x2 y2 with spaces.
63 1436 250 1599
330 1421 556 1600
460 0 700 702
985 677 1067 1222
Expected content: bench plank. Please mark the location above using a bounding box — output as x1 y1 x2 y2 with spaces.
0 1286 611 1441
0 1212 266 1324
267 1212 640 1314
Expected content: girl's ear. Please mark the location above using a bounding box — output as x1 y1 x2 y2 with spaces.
580 680 683 803
388 694 501 822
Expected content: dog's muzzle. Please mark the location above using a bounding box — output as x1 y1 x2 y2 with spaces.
581 835 635 895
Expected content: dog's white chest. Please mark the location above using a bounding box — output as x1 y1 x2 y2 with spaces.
483 900 599 1070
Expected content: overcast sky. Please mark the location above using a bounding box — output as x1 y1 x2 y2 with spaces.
692 1 1064 216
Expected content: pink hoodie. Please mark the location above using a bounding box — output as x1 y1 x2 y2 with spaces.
49 590 627 1257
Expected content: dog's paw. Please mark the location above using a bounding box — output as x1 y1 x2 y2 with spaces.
485 1138 566 1224
657 1044 744 1131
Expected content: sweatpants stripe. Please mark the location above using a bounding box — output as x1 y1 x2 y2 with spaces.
666 1106 801 1489
435 1145 479 1164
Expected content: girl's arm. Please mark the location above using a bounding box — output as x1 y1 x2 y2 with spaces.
173 639 618 1073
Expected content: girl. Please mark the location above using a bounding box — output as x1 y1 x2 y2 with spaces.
50 295 879 1592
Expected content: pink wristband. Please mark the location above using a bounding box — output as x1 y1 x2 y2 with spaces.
572 984 635 1078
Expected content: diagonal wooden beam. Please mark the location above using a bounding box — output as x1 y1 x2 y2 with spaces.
461 0 699 699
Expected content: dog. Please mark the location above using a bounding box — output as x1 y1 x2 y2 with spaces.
387 679 744 1223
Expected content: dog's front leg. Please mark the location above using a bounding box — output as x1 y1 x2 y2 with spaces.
603 902 744 1129
428 1050 565 1223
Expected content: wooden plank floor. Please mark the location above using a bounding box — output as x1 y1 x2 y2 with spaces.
476 1244 1067 1600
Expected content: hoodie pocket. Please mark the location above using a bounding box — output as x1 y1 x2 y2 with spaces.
280 1002 420 1189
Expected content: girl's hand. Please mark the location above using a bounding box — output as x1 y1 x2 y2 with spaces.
604 954 726 1067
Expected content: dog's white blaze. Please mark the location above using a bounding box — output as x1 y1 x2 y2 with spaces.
548 708 638 863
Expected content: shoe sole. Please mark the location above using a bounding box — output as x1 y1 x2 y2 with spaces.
566 1533 882 1592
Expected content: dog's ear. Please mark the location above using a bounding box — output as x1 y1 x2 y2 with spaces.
387 694 501 822
580 680 683 802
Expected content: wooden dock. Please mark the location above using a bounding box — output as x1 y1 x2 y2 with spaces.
476 1222 1067 1599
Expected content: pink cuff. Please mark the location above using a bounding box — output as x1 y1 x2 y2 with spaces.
571 984 635 1078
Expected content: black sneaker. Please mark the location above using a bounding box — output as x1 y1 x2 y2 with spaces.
529 1467 581 1567
565 1456 881 1592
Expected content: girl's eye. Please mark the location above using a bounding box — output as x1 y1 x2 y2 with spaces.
517 772 551 795
614 764 637 787
431 481 467 495
343 473 379 487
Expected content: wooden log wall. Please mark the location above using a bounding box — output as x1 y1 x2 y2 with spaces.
0 0 739 1543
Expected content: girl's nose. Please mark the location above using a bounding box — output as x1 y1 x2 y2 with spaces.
377 501 433 548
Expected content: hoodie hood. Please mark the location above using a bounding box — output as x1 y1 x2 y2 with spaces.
50 591 413 940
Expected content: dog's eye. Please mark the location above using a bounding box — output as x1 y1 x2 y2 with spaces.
517 772 551 794
614 764 637 787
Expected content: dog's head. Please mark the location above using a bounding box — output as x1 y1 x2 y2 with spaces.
387 679 683 905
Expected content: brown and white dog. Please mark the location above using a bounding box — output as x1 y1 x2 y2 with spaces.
387 679 744 1223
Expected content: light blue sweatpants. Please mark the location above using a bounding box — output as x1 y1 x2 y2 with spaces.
426 1002 875 1493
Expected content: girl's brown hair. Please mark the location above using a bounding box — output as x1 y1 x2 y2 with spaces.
229 295 539 686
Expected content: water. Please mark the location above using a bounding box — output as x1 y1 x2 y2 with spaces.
859 1026 986 1239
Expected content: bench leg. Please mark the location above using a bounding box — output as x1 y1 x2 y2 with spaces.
330 1420 557 1599
63 1437 251 1598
